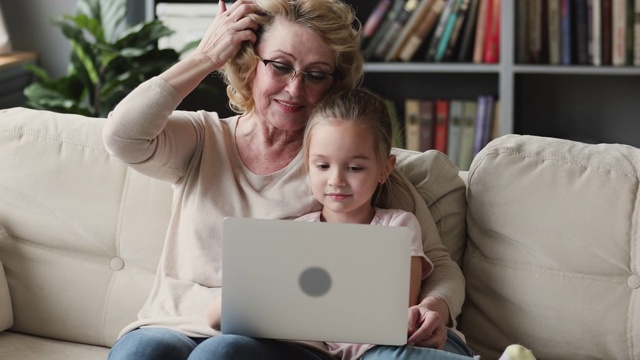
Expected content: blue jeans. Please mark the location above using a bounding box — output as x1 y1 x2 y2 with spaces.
108 328 474 360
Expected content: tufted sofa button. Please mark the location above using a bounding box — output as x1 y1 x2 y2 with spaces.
110 257 125 271
628 274 640 289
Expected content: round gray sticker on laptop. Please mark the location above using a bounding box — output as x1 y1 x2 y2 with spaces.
299 267 331 297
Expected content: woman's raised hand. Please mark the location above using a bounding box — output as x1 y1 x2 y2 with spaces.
195 0 262 69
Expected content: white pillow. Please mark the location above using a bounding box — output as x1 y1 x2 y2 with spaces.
0 226 13 331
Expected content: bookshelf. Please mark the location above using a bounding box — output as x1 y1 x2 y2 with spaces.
148 0 640 148
353 0 640 149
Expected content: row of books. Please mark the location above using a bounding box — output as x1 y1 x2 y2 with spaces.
361 0 501 63
387 95 499 171
517 0 640 66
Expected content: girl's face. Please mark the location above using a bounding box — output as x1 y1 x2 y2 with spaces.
307 120 395 224
252 17 336 133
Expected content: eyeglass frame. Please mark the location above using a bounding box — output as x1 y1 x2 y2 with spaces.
256 56 336 89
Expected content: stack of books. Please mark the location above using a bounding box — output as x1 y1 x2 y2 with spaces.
516 0 640 66
397 95 499 171
361 0 501 63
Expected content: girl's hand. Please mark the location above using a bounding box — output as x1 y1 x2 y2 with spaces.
406 300 449 349
194 0 262 69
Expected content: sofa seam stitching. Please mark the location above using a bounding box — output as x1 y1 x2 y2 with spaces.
467 253 631 284
480 148 640 179
0 127 105 152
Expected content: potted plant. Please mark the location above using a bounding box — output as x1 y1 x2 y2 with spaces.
23 0 201 117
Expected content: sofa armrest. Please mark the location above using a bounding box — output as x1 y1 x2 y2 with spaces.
0 259 13 331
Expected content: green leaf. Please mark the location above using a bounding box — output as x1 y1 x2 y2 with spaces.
100 0 126 43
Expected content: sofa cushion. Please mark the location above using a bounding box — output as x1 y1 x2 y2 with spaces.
460 134 640 360
0 254 12 332
0 107 172 347
393 148 467 266
0 331 109 360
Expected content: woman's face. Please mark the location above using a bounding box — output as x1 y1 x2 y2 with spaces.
252 17 336 133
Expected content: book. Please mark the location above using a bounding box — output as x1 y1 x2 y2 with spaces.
361 0 394 50
548 0 562 64
612 0 627 65
385 0 436 61
490 98 500 141
434 0 465 62
602 0 613 65
516 0 529 63
625 0 635 64
472 0 490 63
363 0 407 60
635 0 640 66
574 0 590 65
384 98 405 148
443 0 471 61
456 0 481 62
446 99 464 166
404 98 422 151
426 0 458 61
419 100 435 151
590 0 602 65
399 0 448 61
482 0 501 63
560 0 572 64
527 0 544 63
433 99 449 153
472 95 494 156
374 0 421 60
457 100 477 171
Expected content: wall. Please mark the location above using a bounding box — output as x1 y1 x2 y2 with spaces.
0 0 146 79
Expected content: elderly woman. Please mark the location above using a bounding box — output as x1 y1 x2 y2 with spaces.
103 1 472 359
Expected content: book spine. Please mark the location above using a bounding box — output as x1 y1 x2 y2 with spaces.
433 99 449 153
635 0 640 65
602 0 613 65
548 0 562 64
456 0 480 62
426 0 457 61
575 0 590 65
385 0 429 61
625 0 635 64
404 98 422 151
457 100 477 171
363 0 407 60
591 0 602 65
374 0 420 60
361 0 393 49
612 0 627 65
528 0 543 63
516 1 529 64
444 0 471 61
399 0 447 61
435 0 464 62
472 95 487 156
560 0 572 64
482 0 500 63
472 0 490 63
419 100 435 151
446 99 464 166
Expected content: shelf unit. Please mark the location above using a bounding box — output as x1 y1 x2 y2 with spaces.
355 0 640 147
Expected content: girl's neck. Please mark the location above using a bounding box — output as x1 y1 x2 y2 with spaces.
320 206 376 224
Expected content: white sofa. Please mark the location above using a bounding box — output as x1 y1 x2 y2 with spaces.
0 107 638 360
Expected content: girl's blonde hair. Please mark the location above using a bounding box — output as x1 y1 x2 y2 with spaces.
302 88 416 212
218 0 364 114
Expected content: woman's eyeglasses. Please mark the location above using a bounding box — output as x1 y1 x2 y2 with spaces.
257 57 335 91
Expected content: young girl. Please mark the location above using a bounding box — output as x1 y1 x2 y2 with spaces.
296 88 434 360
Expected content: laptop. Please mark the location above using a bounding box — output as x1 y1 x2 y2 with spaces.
221 217 413 345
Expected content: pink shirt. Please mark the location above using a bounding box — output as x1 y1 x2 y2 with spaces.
295 208 434 360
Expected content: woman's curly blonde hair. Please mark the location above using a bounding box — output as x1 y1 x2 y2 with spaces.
218 0 364 114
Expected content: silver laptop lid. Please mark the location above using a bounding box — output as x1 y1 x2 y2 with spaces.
221 217 412 345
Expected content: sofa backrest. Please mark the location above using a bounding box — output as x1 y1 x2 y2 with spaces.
0 107 171 347
460 134 640 360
